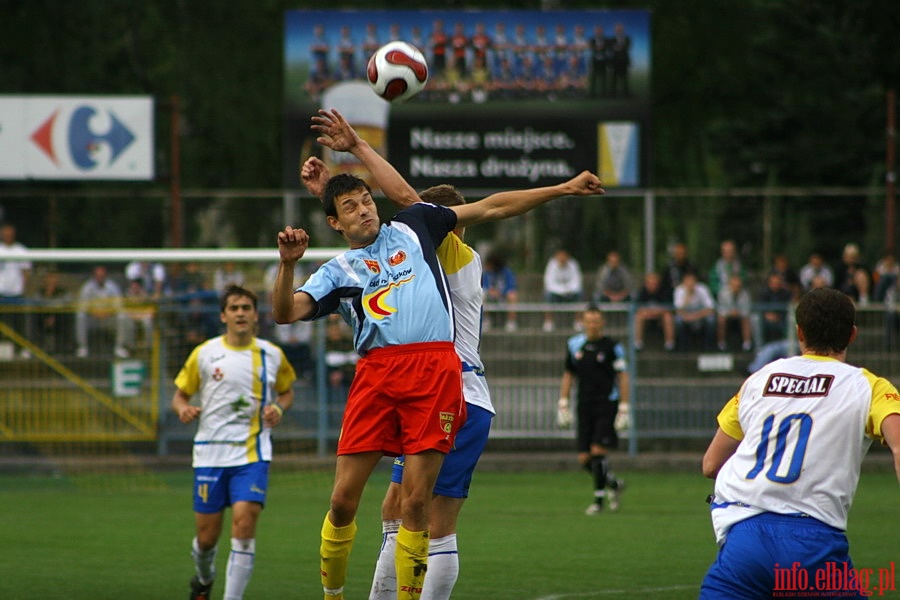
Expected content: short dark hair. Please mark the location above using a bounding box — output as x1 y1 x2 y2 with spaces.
419 184 466 208
322 173 371 218
795 288 855 353
220 284 257 313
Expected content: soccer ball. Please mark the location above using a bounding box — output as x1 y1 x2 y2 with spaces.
366 41 429 102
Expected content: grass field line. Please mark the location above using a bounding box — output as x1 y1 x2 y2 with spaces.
535 584 698 599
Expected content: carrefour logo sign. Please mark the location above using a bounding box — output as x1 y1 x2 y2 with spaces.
0 95 154 180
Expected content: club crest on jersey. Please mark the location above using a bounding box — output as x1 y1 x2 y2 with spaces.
764 373 835 397
439 411 455 434
388 250 407 266
363 259 381 274
212 367 224 381
362 275 415 319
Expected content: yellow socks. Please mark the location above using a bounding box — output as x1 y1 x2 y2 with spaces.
395 526 430 600
320 515 357 600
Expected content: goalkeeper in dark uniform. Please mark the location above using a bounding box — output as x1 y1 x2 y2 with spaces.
557 305 630 514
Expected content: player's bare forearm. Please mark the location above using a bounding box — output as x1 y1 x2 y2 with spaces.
300 156 329 199
452 171 603 227
273 227 316 323
881 413 900 483
702 428 741 478
172 388 200 424
312 109 420 207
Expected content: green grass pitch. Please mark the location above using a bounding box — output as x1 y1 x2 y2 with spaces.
0 465 896 599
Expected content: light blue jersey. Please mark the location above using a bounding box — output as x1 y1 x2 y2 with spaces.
299 203 457 355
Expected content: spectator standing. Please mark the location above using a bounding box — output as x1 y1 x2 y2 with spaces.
542 248 583 332
716 274 753 352
798 252 834 292
707 239 746 298
662 242 696 298
834 242 871 305
0 223 32 357
593 250 634 303
75 265 129 358
674 271 716 351
632 272 674 351
481 252 519 331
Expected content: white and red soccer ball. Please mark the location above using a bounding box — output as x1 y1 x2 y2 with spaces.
366 41 429 102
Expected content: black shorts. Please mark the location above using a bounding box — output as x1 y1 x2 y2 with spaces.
576 399 618 452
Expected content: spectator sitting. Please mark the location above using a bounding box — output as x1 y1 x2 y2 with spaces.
32 270 72 354
213 261 246 291
542 248 583 332
481 252 519 331
632 272 674 351
593 250 634 303
674 271 715 351
716 274 753 352
124 260 166 299
834 242 871 305
799 252 834 292
767 254 801 301
756 272 793 345
884 274 899 352
75 265 129 358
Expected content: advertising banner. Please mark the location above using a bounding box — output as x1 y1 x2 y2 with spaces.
0 95 154 180
284 9 650 190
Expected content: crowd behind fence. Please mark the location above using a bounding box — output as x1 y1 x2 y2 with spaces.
0 293 896 457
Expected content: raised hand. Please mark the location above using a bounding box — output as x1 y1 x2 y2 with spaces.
300 156 330 199
311 109 361 153
277 226 310 263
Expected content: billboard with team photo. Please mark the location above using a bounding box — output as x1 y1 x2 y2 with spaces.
284 10 650 190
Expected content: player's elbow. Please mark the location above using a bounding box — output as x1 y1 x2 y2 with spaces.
701 455 722 479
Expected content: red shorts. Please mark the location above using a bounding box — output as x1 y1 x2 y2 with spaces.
337 341 466 456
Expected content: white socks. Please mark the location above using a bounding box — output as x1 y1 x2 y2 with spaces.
368 523 461 600
224 538 255 600
368 519 401 600
421 534 459 600
192 537 217 585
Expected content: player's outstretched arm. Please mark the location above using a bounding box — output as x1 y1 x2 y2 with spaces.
273 226 317 323
451 170 604 228
311 109 420 208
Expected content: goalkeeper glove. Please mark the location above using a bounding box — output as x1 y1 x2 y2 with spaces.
614 403 631 433
557 397 572 428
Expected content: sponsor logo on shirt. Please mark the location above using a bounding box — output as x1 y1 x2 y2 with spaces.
764 373 834 397
388 250 407 266
362 274 415 320
364 259 381 274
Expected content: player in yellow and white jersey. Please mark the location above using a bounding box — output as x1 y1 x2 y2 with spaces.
172 285 296 600
700 288 900 599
